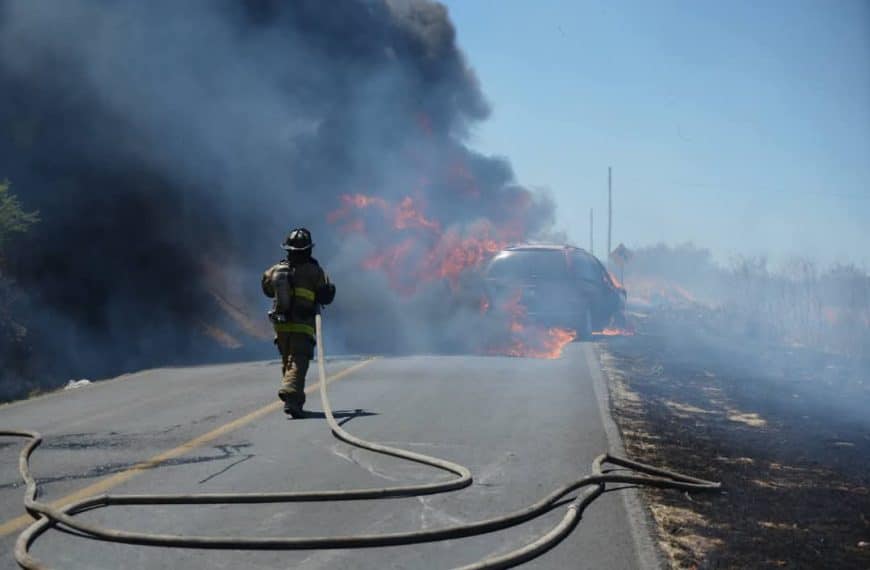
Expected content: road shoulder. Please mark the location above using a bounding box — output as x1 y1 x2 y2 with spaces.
584 342 664 570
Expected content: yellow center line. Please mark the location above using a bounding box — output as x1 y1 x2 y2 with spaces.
0 358 376 537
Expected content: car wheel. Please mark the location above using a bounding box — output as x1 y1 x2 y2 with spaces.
576 306 593 342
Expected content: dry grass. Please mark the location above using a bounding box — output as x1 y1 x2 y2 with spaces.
624 245 870 360
599 323 870 569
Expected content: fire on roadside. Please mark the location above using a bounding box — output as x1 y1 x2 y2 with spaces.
623 275 699 309
327 193 576 358
485 290 577 359
593 327 635 337
490 326 577 359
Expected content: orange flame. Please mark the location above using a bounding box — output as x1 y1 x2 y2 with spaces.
593 327 635 337
608 270 624 290
327 193 389 227
490 326 577 359
487 290 577 358
395 196 440 232
424 226 506 287
326 191 565 355
623 275 699 308
328 193 518 294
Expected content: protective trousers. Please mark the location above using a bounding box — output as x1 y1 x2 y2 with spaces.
275 332 313 407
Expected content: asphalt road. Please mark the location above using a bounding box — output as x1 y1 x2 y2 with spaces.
0 344 656 569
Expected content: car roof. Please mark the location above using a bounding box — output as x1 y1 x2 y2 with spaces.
502 243 597 259
505 243 574 251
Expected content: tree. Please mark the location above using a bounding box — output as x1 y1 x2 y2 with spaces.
1 180 39 401
0 180 39 256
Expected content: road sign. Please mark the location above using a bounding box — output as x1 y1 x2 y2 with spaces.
609 243 632 266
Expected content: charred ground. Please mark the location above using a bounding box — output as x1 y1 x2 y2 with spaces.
599 307 870 569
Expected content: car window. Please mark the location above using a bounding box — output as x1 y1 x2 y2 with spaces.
570 253 603 282
487 251 569 281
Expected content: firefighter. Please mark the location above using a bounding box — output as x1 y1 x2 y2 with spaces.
262 228 336 418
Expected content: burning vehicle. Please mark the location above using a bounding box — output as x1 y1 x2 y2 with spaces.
483 244 626 340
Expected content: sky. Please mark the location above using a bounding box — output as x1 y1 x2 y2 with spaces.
441 0 870 267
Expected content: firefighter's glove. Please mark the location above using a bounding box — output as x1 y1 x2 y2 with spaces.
316 283 336 305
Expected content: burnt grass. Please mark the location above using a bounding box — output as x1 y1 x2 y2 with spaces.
598 309 870 569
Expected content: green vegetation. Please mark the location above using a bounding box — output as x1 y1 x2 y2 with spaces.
0 180 39 257
1 179 40 402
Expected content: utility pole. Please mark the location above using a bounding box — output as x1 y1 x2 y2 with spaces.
589 208 594 255
607 166 612 263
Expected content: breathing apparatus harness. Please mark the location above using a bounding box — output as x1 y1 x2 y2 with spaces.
267 260 296 325
269 227 314 325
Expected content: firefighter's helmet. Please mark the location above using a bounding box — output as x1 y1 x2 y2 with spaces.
281 227 314 251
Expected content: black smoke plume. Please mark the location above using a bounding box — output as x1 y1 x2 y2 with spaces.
0 0 555 398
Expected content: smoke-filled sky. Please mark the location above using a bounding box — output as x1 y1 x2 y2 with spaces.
2 0 868 392
443 0 870 267
0 0 561 385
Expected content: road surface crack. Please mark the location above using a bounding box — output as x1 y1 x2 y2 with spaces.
198 444 256 484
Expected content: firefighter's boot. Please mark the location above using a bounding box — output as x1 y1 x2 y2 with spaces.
280 366 308 418
283 400 304 418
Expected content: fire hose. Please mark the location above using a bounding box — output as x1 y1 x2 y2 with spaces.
1 314 721 569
